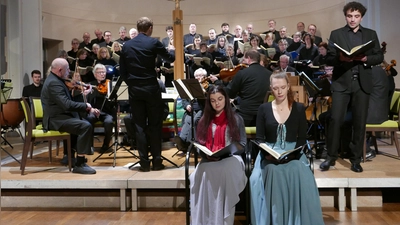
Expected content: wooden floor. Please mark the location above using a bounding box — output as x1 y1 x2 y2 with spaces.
2 204 400 225
2 131 400 225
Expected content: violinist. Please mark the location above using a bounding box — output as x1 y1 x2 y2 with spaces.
85 63 115 154
226 50 272 126
41 58 100 174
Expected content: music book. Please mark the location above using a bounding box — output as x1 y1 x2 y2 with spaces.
334 40 374 56
192 142 232 158
251 140 303 160
260 45 267 51
172 79 206 101
214 60 225 67
160 66 174 73
238 41 251 53
267 48 276 57
207 44 216 49
67 56 75 64
77 66 93 75
260 33 266 40
112 53 120 64
185 44 194 49
84 47 92 52
225 34 233 41
193 57 211 66
185 53 195 58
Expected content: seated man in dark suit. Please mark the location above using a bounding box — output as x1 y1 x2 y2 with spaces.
41 58 100 174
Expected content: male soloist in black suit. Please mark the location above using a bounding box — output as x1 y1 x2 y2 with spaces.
320 2 383 173
41 58 100 174
119 17 175 172
226 50 271 126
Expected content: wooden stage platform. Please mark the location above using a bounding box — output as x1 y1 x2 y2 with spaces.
1 134 400 213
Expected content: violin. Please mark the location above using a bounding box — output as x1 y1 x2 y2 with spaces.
219 64 248 82
381 41 397 74
97 79 110 95
63 78 96 91
199 76 214 90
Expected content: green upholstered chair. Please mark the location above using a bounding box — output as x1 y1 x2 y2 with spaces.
364 92 400 162
20 98 72 175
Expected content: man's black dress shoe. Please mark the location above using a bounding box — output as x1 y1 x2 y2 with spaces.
320 159 336 171
366 150 376 161
351 163 363 173
152 164 165 171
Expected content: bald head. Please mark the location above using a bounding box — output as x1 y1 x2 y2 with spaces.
51 58 69 79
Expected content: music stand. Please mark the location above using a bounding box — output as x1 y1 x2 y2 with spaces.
299 72 327 156
172 79 206 167
92 76 139 167
0 82 21 163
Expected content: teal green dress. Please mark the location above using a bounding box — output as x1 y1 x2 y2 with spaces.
249 102 324 225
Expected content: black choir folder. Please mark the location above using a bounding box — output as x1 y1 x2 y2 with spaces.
192 142 234 158
172 79 205 101
251 140 303 160
334 40 374 56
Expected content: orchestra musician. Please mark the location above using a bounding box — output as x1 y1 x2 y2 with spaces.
225 50 271 126
85 64 115 154
41 58 99 174
320 2 383 173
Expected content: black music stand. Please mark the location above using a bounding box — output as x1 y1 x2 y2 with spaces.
92 76 139 167
0 82 21 163
299 72 328 157
173 79 206 166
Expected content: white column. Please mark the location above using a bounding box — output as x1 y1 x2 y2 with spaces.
7 0 42 98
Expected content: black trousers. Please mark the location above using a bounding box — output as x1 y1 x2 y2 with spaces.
54 117 93 155
128 89 163 166
327 79 370 164
86 112 114 148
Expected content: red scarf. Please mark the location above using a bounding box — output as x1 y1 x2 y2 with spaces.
206 110 227 152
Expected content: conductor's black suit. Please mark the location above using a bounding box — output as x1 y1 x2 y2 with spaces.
119 32 175 170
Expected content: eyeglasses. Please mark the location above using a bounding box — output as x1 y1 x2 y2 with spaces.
96 71 106 74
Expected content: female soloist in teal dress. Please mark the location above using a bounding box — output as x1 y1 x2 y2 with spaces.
249 101 324 225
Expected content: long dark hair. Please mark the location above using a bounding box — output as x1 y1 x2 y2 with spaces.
196 85 240 144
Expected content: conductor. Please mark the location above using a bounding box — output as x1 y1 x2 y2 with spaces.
119 17 175 172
